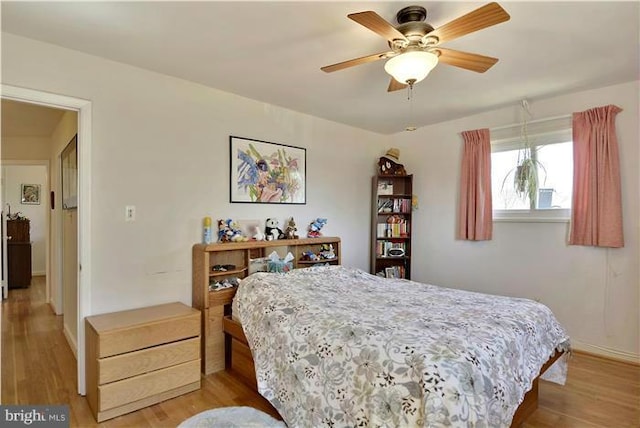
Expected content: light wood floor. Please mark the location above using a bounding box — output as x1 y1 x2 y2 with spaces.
2 276 639 427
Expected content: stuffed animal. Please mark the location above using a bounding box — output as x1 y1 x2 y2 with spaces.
307 217 327 238
265 218 284 240
218 219 233 242
284 217 299 240
319 243 336 259
218 219 248 242
253 226 265 241
300 250 319 261
228 219 248 242
378 148 407 176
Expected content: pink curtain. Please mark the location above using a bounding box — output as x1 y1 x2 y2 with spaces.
569 105 624 248
458 128 492 240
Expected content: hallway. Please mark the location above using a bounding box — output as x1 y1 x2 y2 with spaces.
2 276 91 417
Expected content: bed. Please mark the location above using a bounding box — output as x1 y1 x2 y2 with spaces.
225 265 569 427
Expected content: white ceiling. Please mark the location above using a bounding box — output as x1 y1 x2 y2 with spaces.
2 1 638 134
1 99 65 138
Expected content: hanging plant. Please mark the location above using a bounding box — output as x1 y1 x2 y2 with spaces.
502 101 547 209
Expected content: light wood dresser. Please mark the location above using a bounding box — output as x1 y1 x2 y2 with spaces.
85 302 201 422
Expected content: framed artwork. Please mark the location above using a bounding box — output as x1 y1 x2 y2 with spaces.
61 134 78 209
230 136 306 204
384 267 397 279
21 184 41 205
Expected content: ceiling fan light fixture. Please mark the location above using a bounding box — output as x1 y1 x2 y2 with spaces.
384 51 438 85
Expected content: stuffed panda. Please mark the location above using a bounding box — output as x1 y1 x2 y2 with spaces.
265 218 284 240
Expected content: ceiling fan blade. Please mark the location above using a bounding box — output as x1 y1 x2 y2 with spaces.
435 48 499 73
348 11 408 43
387 78 407 92
425 2 510 45
321 51 394 73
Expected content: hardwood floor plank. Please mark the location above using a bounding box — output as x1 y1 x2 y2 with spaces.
2 276 639 427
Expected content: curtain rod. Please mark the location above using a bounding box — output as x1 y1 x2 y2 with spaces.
490 113 572 132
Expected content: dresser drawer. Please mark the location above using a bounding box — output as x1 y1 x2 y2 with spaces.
97 311 200 358
99 337 199 384
99 359 200 411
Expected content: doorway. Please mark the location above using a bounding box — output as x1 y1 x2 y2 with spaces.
1 84 92 395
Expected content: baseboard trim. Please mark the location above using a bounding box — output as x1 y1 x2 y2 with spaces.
63 323 78 360
571 340 639 365
31 271 46 277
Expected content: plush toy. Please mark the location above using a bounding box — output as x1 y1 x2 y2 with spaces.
284 217 299 240
228 219 249 242
307 217 327 238
253 226 265 241
378 148 407 176
319 243 336 260
265 218 284 240
300 250 319 261
218 219 232 242
218 219 248 242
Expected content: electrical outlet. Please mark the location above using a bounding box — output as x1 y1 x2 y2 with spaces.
125 205 136 222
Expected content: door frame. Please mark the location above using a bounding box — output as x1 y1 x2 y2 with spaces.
1 84 92 395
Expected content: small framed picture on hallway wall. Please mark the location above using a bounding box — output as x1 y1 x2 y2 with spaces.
20 183 41 205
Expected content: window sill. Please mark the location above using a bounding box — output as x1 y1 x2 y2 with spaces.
493 216 570 223
493 209 570 223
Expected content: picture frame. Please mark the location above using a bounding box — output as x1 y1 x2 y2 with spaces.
21 184 41 205
384 267 397 279
61 134 78 209
230 136 306 204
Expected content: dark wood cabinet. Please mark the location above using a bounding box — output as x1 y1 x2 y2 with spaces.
8 242 32 288
7 219 32 289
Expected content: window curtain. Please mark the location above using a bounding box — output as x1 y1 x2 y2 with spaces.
569 105 624 248
458 128 492 240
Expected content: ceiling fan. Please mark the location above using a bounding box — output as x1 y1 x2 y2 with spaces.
321 2 510 92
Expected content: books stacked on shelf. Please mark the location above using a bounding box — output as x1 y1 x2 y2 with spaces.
392 198 411 213
377 198 411 213
376 241 406 257
377 216 409 238
383 265 406 279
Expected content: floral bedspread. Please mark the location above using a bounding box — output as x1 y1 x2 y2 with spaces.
233 266 570 428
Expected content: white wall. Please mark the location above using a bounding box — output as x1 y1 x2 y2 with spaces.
2 164 47 275
1 33 386 316
391 80 639 361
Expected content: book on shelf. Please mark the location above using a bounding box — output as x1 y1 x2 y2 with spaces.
377 199 394 213
384 265 406 279
376 241 407 257
376 220 409 238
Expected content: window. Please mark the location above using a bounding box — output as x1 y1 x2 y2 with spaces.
491 117 572 221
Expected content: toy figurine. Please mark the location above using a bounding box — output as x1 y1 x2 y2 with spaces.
378 148 407 176
307 218 327 238
284 217 299 240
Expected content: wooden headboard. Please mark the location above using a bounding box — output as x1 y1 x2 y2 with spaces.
191 237 341 375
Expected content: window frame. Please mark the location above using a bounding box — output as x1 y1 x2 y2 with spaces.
490 119 572 223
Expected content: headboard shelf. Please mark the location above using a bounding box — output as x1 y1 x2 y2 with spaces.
192 236 341 375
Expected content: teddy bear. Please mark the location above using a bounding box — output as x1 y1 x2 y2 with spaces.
265 218 284 241
284 217 299 240
307 218 327 238
378 148 407 176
